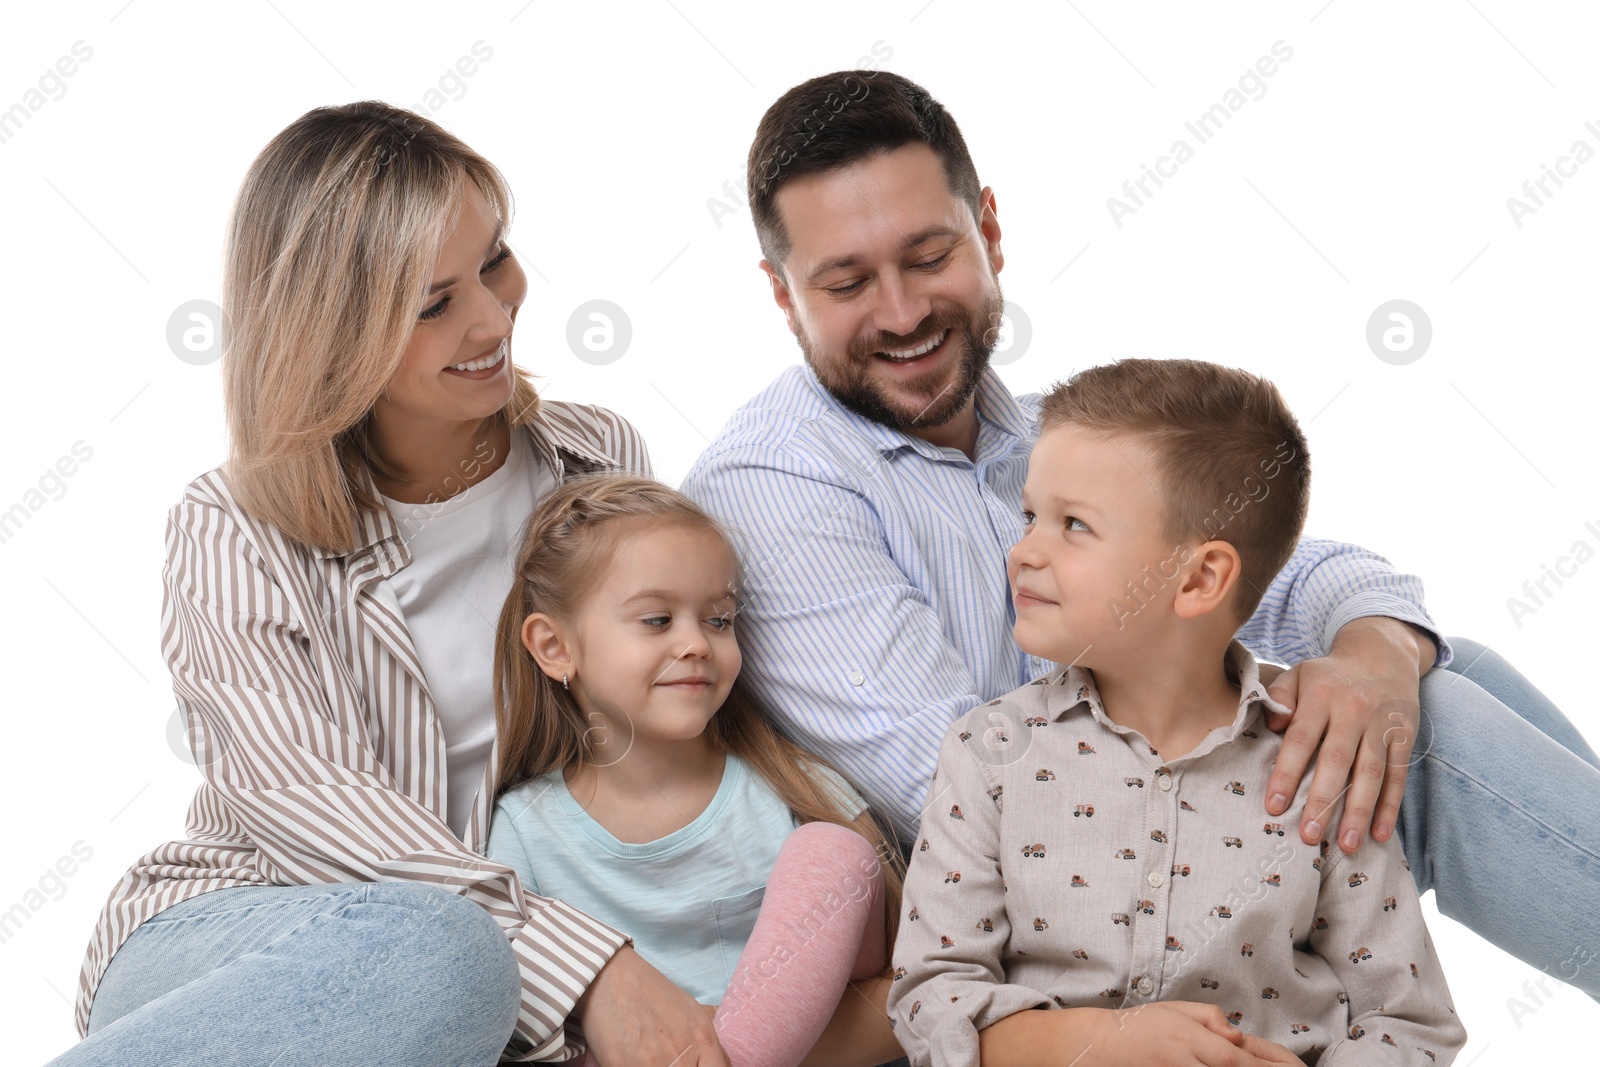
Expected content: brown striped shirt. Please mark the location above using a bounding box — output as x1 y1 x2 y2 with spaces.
72 402 651 1062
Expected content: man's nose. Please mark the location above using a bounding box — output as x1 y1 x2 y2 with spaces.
873 272 932 339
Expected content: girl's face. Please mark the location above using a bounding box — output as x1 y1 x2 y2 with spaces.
550 524 743 760
373 182 526 428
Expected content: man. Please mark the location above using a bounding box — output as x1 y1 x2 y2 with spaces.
680 70 1600 998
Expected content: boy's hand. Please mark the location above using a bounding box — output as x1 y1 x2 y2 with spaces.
1087 1002 1301 1066
981 1002 1302 1066
1260 617 1436 854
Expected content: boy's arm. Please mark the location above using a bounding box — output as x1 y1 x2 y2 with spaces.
1310 836 1467 1063
886 725 1053 1066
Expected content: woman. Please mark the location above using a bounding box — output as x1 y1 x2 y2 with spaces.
49 102 728 1067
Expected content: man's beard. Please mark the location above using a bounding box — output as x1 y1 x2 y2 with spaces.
798 287 1005 435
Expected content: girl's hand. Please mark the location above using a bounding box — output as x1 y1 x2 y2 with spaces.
573 944 730 1066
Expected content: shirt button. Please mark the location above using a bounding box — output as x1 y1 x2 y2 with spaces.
1157 774 1173 792
1137 976 1155 995
848 671 865 686
1147 871 1164 888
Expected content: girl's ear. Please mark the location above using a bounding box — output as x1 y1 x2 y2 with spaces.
521 612 574 683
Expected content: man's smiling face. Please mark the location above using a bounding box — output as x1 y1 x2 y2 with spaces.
761 143 1005 446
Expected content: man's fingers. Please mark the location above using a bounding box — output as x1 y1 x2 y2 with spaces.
1335 736 1389 854
1299 720 1358 847
1261 665 1299 733
1372 702 1419 842
1265 714 1323 819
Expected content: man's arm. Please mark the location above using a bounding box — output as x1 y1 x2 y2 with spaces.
683 441 994 842
1234 536 1450 852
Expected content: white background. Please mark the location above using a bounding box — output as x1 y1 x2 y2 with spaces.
3 1 1597 1062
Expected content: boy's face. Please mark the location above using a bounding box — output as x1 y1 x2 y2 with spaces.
1008 424 1189 667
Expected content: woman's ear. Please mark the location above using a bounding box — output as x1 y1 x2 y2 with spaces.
521 612 574 683
1173 541 1243 622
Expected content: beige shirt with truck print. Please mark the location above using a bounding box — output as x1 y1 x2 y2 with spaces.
888 640 1465 1066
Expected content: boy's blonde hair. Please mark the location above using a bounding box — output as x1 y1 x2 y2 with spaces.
1038 359 1311 624
220 100 544 554
492 474 904 945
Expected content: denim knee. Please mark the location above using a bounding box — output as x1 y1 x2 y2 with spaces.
358 883 522 1054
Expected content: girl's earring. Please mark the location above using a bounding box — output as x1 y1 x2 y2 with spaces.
562 673 570 691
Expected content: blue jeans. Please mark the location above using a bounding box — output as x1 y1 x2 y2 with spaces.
1411 636 1600 997
47 881 521 1067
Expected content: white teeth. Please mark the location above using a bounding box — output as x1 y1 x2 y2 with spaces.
451 344 506 372
880 330 948 361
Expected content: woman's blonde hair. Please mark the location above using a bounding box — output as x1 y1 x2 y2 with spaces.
492 474 905 946
220 100 543 553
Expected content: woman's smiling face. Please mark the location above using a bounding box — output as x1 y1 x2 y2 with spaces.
374 180 526 428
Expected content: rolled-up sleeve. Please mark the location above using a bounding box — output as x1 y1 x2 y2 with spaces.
1235 536 1452 669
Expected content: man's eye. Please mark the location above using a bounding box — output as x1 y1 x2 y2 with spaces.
913 251 952 271
826 279 865 296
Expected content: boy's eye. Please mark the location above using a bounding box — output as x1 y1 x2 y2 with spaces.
1066 517 1089 532
707 614 734 631
642 615 671 629
1021 510 1036 526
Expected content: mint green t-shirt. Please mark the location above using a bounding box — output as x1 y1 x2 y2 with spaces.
486 754 867 1003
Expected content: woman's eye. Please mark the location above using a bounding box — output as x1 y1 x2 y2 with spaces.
419 295 450 321
483 244 513 273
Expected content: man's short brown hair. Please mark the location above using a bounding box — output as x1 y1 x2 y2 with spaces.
746 70 981 271
1038 359 1311 624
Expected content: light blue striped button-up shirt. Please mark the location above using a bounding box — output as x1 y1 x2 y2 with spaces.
682 364 1450 843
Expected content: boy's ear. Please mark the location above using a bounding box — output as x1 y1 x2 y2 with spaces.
1172 542 1243 622
521 612 575 683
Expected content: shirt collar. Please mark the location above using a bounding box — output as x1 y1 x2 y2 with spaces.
801 362 1036 464
1049 639 1292 749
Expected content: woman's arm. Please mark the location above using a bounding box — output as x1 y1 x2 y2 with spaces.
161 484 719 1062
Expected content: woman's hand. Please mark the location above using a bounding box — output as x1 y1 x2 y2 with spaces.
572 944 730 1066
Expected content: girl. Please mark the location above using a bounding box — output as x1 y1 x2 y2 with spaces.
487 474 907 1067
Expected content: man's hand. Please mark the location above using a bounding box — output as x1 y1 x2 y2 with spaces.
1261 617 1437 853
572 944 730 1066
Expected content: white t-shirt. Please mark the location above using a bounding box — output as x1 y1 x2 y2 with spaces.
380 428 556 837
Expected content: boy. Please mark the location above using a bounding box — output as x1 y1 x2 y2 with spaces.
886 359 1464 1066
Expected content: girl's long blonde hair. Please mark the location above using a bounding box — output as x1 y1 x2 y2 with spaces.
492 474 904 945
220 100 544 554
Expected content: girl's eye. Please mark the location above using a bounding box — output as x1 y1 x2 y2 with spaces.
417 245 515 321
642 615 671 629
1021 510 1036 526
1067 517 1089 532
707 614 734 631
